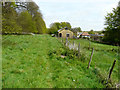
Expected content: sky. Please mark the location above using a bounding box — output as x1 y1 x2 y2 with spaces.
34 0 119 31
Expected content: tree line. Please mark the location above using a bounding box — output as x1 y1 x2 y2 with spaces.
48 22 82 34
103 1 120 45
2 1 47 34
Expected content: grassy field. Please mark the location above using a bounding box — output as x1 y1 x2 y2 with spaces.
68 39 118 81
2 35 118 88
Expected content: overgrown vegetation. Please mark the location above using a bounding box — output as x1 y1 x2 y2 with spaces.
2 35 118 88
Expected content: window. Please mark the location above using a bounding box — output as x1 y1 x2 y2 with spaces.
66 34 70 37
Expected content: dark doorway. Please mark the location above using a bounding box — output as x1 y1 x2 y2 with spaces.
59 33 62 37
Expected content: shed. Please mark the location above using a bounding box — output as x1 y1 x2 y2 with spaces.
58 27 73 38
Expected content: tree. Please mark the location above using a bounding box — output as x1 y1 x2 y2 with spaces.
71 27 82 33
26 1 47 33
2 1 47 34
48 22 60 34
88 29 95 34
26 2 39 17
17 11 37 33
60 22 71 29
48 22 72 34
104 1 120 45
2 2 22 34
33 12 47 34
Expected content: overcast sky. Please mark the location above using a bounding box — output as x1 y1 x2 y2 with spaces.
34 0 119 31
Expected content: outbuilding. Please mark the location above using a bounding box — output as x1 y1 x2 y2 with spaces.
81 32 90 38
58 27 73 38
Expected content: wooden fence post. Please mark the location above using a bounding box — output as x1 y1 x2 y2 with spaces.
62 38 64 44
61 38 62 42
73 41 74 46
73 41 75 50
108 59 116 80
66 37 68 46
68 41 70 46
87 48 94 69
78 43 80 58
89 41 91 50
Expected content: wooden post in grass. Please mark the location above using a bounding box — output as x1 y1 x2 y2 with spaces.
78 43 80 58
68 41 70 46
87 48 94 69
73 41 74 46
61 39 62 42
66 37 68 46
64 38 66 46
108 59 116 79
89 41 91 50
62 38 63 43
73 41 74 50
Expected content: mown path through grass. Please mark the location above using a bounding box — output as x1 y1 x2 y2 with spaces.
2 35 118 88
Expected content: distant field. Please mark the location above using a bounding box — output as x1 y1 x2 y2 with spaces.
2 35 118 88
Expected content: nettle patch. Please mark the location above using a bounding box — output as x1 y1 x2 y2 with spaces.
48 47 88 62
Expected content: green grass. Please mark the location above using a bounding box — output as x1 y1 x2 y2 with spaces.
68 38 118 82
2 35 118 88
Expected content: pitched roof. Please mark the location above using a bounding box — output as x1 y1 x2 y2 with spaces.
58 28 64 32
58 27 69 32
81 32 90 36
